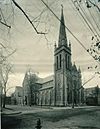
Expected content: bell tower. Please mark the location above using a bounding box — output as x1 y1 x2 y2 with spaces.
54 6 72 106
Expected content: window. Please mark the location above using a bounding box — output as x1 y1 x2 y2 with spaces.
68 56 70 69
59 54 62 68
65 54 68 69
56 56 59 70
66 54 70 69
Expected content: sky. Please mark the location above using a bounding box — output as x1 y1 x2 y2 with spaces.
0 0 100 95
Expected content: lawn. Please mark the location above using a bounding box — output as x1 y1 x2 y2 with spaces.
2 106 100 129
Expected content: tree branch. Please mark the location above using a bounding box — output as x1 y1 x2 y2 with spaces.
0 49 16 64
0 21 11 28
0 42 6 49
88 0 100 12
12 0 47 34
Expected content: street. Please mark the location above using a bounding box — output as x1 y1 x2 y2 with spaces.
1 105 100 129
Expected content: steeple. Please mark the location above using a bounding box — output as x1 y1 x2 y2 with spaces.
58 5 68 47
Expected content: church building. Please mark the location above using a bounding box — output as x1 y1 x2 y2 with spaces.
22 8 84 106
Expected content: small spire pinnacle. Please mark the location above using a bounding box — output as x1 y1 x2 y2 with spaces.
73 62 77 71
78 66 81 73
69 40 71 49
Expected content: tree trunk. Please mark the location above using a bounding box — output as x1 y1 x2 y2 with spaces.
3 89 6 108
3 95 6 108
0 95 2 111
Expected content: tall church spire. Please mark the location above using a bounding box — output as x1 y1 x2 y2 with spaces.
58 5 67 47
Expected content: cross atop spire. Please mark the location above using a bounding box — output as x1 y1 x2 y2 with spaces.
58 5 68 47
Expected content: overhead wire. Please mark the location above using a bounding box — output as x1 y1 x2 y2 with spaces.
68 0 93 63
71 0 96 36
79 0 100 38
69 0 93 36
87 7 100 33
71 0 100 38
32 0 59 22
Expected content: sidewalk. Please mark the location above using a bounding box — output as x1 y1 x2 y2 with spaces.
1 105 52 115
2 105 98 115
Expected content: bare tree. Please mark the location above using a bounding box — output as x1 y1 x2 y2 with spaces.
27 69 39 106
0 42 15 108
0 62 13 108
23 68 39 106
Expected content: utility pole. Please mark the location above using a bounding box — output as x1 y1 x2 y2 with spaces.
54 42 57 106
54 62 56 106
72 86 74 108
72 74 75 109
71 68 75 109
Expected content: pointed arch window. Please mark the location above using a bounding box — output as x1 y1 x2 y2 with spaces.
68 55 70 69
56 56 59 70
65 54 71 69
59 54 62 68
65 54 68 69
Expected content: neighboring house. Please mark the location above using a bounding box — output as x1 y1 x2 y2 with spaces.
84 86 100 105
84 87 96 98
11 86 23 105
84 86 99 98
22 8 84 107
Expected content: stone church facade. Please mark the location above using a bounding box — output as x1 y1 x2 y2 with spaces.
23 8 84 106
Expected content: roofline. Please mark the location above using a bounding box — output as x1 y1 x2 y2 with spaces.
39 86 53 91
